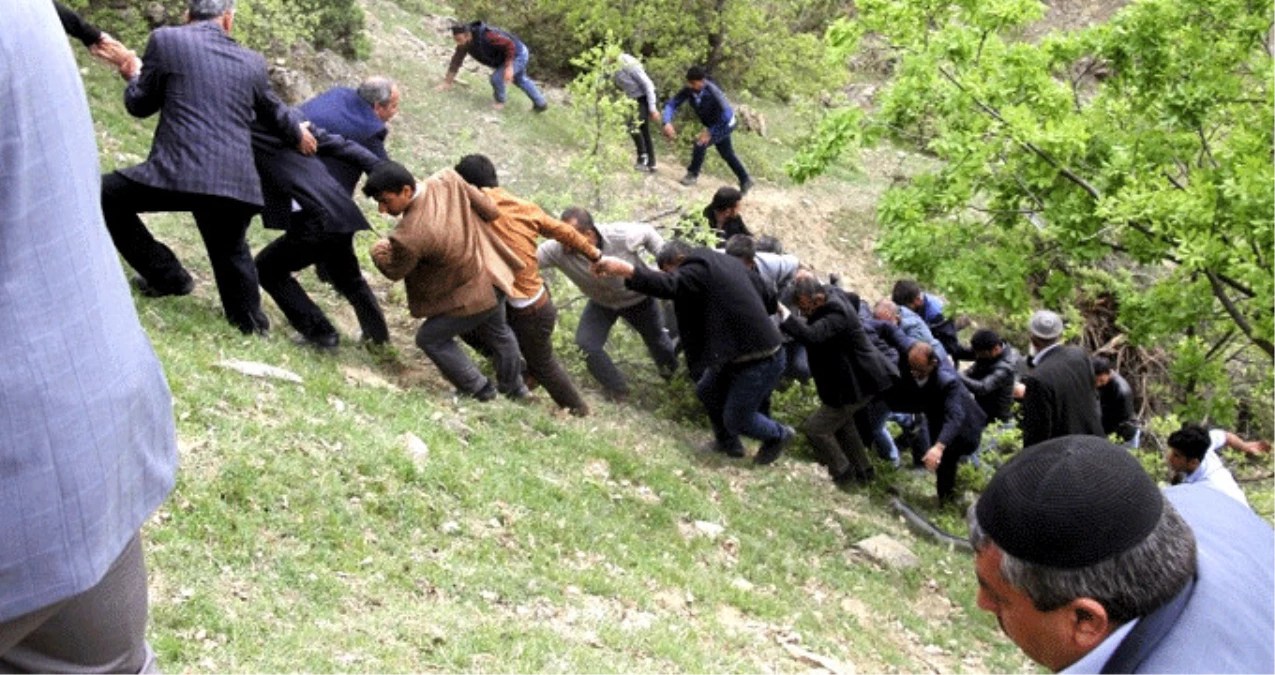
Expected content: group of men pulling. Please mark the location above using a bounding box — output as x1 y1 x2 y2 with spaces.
5 2 1272 673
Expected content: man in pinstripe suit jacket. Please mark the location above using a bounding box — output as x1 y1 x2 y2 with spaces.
100 0 313 335
2 3 177 671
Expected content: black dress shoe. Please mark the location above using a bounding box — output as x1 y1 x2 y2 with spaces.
472 381 499 402
292 332 338 351
754 425 795 466
132 275 194 298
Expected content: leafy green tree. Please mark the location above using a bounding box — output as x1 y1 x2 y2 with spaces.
565 37 632 208
788 0 1273 425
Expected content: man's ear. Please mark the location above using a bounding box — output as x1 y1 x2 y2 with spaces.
1067 597 1112 652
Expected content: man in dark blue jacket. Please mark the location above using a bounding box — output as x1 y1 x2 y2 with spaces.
781 277 895 487
297 77 398 292
251 117 390 350
662 66 753 193
894 342 987 502
299 77 398 193
593 241 793 464
439 22 547 112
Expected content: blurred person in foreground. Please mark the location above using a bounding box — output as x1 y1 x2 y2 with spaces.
1 3 178 670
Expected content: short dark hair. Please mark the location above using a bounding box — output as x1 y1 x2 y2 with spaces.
1167 424 1212 462
891 279 922 307
724 234 755 262
755 234 783 254
362 161 415 198
656 240 693 270
971 329 1001 352
454 154 499 188
789 276 824 303
710 186 743 212
560 207 596 236
450 23 470 35
1092 356 1113 376
686 66 707 82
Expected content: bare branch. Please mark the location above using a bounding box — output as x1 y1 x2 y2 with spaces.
1205 270 1274 358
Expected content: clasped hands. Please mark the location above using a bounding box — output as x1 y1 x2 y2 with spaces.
590 256 634 279
92 33 141 79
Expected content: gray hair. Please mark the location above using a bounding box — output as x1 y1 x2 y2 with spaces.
357 76 396 107
188 0 235 21
968 495 1197 625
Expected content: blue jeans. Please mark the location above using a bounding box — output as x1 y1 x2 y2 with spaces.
696 350 786 451
489 45 546 107
859 398 900 465
687 128 750 186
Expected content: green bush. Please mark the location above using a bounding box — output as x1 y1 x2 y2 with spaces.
68 0 368 59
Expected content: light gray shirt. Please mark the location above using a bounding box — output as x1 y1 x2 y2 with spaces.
754 252 800 292
0 2 178 622
613 53 658 113
539 222 664 309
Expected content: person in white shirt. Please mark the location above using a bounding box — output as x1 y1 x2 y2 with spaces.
1165 424 1249 507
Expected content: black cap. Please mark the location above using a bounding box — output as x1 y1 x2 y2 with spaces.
975 435 1163 568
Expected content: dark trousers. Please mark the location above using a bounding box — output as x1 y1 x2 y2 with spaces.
505 293 586 411
0 534 155 673
696 350 786 451
417 296 524 396
100 172 266 334
630 97 655 167
255 227 389 345
805 398 873 479
936 436 978 502
575 297 678 397
687 132 750 186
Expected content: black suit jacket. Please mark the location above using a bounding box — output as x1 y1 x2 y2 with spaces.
627 248 781 376
251 117 379 235
1020 344 1104 447
120 22 298 206
889 364 987 448
781 287 895 407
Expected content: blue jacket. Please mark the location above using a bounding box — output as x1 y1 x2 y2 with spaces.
1096 487 1275 668
299 87 389 194
251 114 380 235
663 80 735 141
3 2 177 622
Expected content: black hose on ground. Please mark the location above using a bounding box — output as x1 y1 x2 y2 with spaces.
888 497 974 554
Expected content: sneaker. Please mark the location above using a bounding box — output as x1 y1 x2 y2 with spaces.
678 173 698 186
506 386 532 401
754 425 795 466
740 178 755 195
634 162 656 173
570 404 591 418
532 102 549 114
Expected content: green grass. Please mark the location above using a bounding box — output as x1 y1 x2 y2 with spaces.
76 3 1266 671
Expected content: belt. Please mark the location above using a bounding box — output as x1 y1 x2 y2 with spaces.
731 345 781 365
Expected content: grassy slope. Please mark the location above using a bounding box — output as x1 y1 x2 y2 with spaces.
77 1 1266 671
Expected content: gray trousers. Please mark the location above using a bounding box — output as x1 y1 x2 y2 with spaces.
416 297 524 396
575 297 677 397
805 398 873 479
0 534 156 674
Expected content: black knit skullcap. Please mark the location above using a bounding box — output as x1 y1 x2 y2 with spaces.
975 435 1163 568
